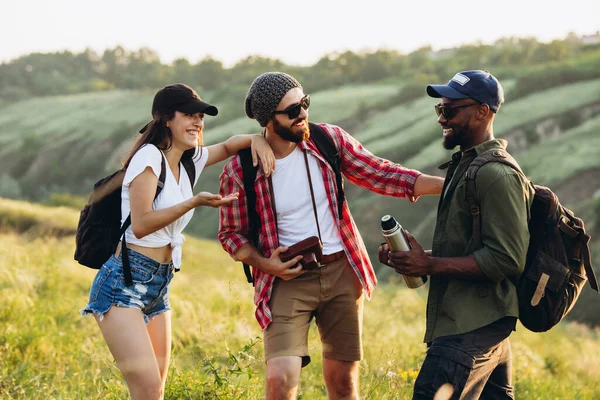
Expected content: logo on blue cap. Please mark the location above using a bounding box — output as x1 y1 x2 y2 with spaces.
451 73 470 86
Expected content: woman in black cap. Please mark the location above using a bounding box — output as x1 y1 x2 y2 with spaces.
80 83 274 399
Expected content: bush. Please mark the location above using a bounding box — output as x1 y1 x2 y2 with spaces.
557 109 582 131
391 73 441 105
0 174 22 199
511 56 600 100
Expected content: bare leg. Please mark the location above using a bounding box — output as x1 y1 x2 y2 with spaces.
147 311 172 393
266 356 302 400
323 358 360 400
96 306 163 400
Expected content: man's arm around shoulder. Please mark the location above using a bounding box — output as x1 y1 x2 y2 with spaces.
324 124 443 198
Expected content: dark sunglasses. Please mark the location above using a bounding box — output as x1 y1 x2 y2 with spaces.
434 102 480 119
273 95 310 119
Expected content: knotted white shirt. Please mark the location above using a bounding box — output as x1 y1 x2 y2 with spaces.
121 144 209 270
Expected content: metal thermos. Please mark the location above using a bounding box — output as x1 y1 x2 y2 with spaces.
381 215 427 289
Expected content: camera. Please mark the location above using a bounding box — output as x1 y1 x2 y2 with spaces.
279 236 323 270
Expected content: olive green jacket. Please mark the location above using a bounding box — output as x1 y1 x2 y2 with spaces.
424 139 534 343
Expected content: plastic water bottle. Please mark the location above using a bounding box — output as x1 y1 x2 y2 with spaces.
381 215 427 289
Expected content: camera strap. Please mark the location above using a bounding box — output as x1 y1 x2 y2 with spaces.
303 150 322 241
267 149 322 242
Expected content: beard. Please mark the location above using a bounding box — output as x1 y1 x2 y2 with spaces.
273 117 310 143
442 120 472 150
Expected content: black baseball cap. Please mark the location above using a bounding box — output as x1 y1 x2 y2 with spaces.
139 83 218 133
426 70 504 113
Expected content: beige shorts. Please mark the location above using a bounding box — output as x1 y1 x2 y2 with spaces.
264 256 364 367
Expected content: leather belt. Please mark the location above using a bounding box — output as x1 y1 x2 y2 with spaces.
319 250 346 266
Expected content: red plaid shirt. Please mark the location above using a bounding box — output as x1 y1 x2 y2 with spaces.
218 123 421 329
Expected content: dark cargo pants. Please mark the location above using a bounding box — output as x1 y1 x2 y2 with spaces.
413 321 514 400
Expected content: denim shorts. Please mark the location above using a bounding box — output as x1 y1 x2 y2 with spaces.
80 248 174 324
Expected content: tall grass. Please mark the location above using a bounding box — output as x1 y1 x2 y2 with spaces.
0 197 79 236
1 200 599 398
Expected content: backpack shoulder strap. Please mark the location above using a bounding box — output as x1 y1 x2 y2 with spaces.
120 156 167 286
120 155 167 235
157 155 167 195
181 156 196 188
308 122 344 219
465 149 523 249
466 149 523 180
239 148 259 284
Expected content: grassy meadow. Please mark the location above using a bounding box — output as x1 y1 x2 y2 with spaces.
1 199 600 399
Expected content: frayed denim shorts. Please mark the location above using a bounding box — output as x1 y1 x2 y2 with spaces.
80 248 174 324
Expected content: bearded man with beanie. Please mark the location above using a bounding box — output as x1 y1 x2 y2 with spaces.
218 72 444 399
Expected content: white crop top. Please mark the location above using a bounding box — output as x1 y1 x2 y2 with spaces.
121 144 209 270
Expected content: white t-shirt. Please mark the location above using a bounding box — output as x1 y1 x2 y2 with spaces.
121 144 209 270
271 146 343 255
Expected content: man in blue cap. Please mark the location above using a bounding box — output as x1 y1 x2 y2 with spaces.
380 70 535 399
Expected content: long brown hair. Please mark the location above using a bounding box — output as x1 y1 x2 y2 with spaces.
122 110 201 169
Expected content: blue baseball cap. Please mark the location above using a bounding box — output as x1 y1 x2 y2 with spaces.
426 70 504 113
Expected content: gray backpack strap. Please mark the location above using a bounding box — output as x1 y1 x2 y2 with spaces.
465 149 523 249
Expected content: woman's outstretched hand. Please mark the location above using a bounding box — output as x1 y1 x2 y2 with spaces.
192 191 239 208
251 135 275 177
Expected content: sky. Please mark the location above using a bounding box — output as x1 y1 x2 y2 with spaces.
3 0 599 67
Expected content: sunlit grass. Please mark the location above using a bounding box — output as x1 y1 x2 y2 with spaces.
0 197 79 236
0 200 599 399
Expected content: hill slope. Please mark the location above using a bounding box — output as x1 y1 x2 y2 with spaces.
0 77 599 289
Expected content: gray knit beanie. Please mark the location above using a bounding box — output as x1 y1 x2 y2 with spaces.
245 72 303 127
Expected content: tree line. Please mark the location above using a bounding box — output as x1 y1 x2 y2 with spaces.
1 33 599 103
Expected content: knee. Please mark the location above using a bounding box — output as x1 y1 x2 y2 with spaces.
125 372 163 400
146 384 164 399
325 365 359 398
132 382 163 400
332 376 355 397
266 365 300 391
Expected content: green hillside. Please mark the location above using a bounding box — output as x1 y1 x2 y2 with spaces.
1 57 600 325
405 78 600 172
1 201 599 399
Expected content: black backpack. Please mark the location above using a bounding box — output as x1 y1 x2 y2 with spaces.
74 155 195 286
239 122 344 284
465 148 598 332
